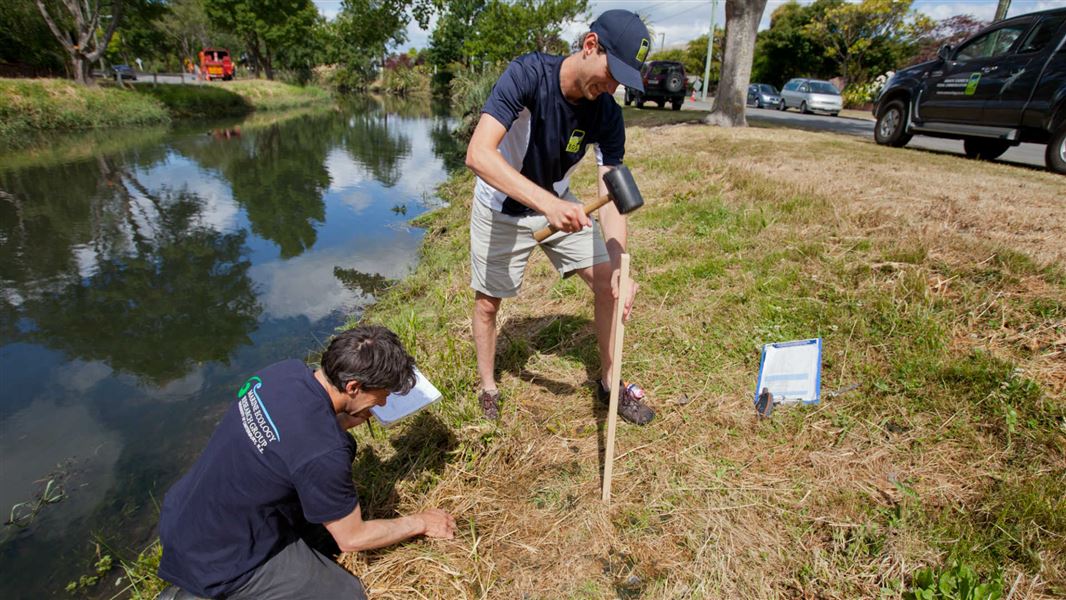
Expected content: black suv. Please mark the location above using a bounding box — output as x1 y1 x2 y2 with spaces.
624 61 687 111
873 7 1066 173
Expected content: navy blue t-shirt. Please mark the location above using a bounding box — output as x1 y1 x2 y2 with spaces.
475 52 626 216
158 360 358 598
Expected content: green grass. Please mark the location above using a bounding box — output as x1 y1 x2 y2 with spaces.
133 84 252 118
335 123 1065 597
0 78 332 148
0 78 169 147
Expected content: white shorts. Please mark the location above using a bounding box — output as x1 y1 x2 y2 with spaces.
469 194 609 298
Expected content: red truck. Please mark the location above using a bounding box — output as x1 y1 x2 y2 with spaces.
199 48 234 81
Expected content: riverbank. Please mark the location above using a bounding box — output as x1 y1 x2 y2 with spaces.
0 78 331 147
112 118 1065 598
346 122 1064 597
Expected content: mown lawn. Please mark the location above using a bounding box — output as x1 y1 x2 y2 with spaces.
341 122 1065 599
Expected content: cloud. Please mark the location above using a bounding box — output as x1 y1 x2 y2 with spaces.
249 238 421 322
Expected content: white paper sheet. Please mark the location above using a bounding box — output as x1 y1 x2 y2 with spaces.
755 338 822 406
372 368 442 427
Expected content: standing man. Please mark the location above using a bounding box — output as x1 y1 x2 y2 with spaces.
157 325 456 600
465 10 654 425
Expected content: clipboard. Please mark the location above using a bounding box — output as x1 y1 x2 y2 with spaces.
371 368 442 427
755 338 822 407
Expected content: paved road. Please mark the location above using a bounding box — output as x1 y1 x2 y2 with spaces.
677 96 1048 171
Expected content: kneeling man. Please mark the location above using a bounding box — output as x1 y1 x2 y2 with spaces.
157 325 456 599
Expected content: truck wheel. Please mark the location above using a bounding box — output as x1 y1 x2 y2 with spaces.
963 138 1011 161
874 99 912 147
800 101 810 114
778 101 787 111
636 96 645 108
1047 125 1066 174
672 98 682 111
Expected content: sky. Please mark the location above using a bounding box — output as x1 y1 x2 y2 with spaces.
311 1 1066 52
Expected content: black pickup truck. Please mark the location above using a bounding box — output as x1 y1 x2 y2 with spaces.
873 7 1066 174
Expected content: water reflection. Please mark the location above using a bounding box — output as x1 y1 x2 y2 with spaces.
0 95 458 599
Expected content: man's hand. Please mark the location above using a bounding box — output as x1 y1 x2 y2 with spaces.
543 197 590 234
611 269 639 322
416 509 457 539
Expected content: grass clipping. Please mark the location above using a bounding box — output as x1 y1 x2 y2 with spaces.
343 125 1065 599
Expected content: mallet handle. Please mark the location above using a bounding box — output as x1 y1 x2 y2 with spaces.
532 195 612 243
602 253 630 505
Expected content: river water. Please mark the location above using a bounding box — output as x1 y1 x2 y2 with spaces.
0 96 463 599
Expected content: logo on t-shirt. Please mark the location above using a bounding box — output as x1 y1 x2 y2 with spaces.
565 129 586 153
637 39 649 63
237 375 281 453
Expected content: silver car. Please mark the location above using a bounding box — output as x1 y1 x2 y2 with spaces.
780 78 842 116
747 83 783 109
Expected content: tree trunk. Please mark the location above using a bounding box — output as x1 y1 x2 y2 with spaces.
264 46 275 81
703 0 769 127
35 0 123 85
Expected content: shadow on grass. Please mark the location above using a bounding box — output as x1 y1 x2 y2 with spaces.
351 412 458 520
134 84 252 119
496 314 621 479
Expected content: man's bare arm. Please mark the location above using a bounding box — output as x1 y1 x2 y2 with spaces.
324 504 455 553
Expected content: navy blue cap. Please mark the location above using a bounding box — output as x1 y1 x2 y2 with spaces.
590 10 651 92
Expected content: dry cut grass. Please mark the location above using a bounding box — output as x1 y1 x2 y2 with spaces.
348 124 1065 599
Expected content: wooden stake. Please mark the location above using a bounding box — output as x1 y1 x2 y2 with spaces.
602 253 631 505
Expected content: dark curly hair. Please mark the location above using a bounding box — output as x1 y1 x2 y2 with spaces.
320 325 416 395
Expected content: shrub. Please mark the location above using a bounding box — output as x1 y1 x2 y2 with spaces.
842 71 893 108
449 63 506 143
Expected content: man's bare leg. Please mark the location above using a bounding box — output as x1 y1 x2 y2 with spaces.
576 261 655 424
575 262 615 384
472 292 503 392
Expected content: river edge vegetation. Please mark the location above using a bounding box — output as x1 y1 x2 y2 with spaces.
109 110 1066 599
0 78 331 148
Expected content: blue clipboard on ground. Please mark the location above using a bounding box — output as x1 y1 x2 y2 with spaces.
754 338 822 410
371 368 442 427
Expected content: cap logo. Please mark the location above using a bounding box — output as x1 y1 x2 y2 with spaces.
636 39 649 62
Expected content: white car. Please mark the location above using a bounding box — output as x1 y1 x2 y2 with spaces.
780 78 842 116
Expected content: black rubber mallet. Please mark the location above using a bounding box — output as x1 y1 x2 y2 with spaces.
532 165 644 243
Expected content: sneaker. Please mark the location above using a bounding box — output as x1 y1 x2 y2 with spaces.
478 389 500 420
596 380 655 425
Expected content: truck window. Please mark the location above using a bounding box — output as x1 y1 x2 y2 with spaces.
956 23 1029 61
1016 16 1066 54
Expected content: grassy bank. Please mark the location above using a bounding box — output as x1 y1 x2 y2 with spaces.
0 78 169 147
342 124 1064 598
0 78 332 147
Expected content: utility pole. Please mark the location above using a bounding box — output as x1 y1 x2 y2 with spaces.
701 0 717 101
994 0 1011 21
659 32 665 53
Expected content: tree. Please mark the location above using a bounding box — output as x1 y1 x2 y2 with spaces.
427 0 486 74
328 0 411 87
461 0 589 66
158 0 211 68
205 0 320 80
804 0 933 85
1 0 67 76
34 0 125 83
703 0 769 127
751 0 840 87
